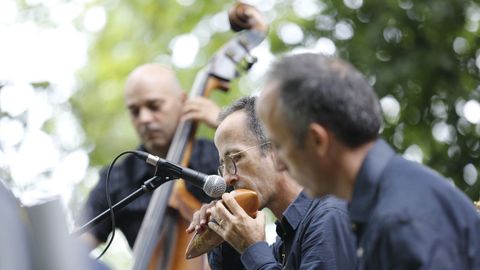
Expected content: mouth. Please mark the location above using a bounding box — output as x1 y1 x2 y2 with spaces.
142 129 164 139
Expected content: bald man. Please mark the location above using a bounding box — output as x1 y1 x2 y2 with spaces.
79 64 221 250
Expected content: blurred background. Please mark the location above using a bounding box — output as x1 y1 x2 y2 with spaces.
0 0 479 269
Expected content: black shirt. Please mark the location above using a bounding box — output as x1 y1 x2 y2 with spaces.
79 139 219 248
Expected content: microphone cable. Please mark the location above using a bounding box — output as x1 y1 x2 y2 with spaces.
95 151 159 260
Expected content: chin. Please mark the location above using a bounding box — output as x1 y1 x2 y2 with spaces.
145 140 168 150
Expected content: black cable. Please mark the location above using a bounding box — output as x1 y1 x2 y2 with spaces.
95 151 139 260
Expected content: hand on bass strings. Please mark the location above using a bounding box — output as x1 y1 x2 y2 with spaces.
181 96 220 128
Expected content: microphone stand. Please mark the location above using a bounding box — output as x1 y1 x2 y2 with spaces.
72 174 173 237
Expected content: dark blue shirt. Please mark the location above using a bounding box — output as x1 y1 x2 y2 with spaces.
79 139 219 248
349 139 480 270
208 192 356 270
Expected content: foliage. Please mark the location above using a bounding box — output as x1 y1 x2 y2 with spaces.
73 0 480 199
72 0 240 165
331 0 480 198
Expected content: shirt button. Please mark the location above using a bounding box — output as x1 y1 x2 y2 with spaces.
356 247 364 258
351 223 357 231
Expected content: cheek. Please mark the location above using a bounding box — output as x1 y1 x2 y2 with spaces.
274 147 289 165
156 111 178 130
241 163 267 190
166 108 183 126
278 147 298 172
132 120 144 133
296 157 321 193
284 152 309 183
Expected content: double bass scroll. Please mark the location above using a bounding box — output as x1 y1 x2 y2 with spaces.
132 3 268 270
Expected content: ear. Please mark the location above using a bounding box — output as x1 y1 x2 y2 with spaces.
308 123 330 157
180 91 187 103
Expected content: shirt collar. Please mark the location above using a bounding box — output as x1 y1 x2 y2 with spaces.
348 139 395 224
279 191 313 233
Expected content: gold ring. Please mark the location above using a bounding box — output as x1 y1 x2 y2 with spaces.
218 219 224 227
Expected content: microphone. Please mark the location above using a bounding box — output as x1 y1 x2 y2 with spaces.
132 151 226 198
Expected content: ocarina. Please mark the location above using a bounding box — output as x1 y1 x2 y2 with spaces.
185 189 259 259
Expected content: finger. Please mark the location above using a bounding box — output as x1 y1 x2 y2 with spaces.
221 193 247 216
210 200 234 223
187 97 212 108
188 98 218 115
188 96 207 105
186 211 200 233
206 206 213 219
207 219 224 238
199 205 207 226
181 104 197 116
181 111 204 122
208 202 230 234
186 223 194 233
199 201 215 226
184 100 201 109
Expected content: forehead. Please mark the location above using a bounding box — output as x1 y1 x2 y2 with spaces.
125 75 179 105
214 111 256 154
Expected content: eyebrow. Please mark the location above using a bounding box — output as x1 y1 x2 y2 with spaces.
127 98 165 108
219 145 245 158
223 149 241 157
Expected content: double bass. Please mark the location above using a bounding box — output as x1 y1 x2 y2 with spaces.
132 3 268 269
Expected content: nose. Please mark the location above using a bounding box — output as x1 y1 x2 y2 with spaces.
224 174 238 187
137 107 155 124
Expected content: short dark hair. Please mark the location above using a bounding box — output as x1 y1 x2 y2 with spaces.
266 53 382 148
218 96 271 153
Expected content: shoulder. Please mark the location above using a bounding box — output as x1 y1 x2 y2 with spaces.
309 195 349 218
380 156 456 208
380 156 475 217
384 155 449 188
302 195 351 233
373 157 479 238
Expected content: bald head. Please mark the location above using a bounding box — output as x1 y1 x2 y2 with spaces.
124 63 186 156
125 63 182 97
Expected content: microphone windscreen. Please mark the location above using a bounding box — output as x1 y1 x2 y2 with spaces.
203 175 226 198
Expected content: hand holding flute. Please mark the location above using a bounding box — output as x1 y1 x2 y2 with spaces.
185 189 261 258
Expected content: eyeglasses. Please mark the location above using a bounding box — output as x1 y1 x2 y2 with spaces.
217 141 270 177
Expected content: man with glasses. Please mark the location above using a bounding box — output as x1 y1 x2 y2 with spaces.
186 96 355 269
